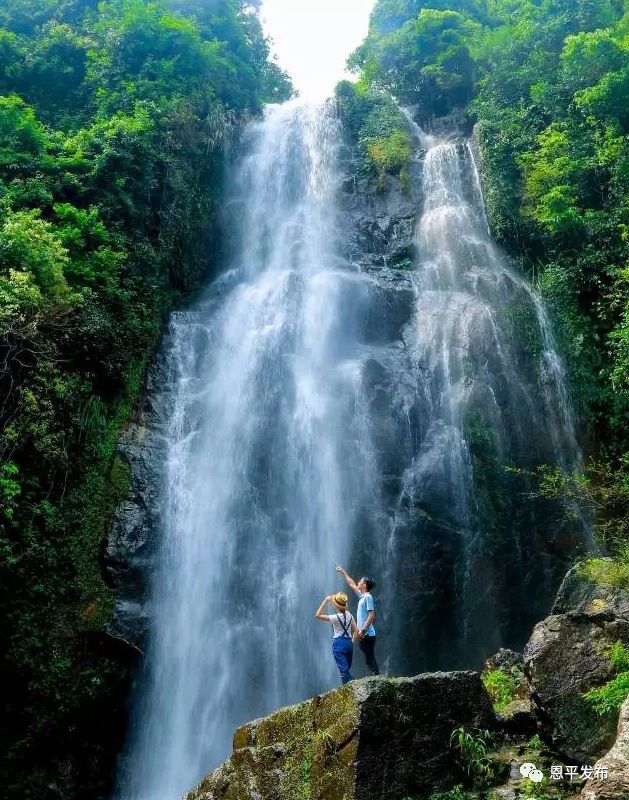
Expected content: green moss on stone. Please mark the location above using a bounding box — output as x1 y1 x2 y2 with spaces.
481 669 518 713
462 408 510 551
186 685 361 800
578 557 629 590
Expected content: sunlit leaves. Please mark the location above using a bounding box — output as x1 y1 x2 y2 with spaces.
360 8 478 115
0 209 70 296
519 124 589 238
0 95 46 156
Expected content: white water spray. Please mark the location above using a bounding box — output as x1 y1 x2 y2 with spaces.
118 99 382 800
117 102 586 800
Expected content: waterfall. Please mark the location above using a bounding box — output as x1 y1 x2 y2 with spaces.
116 101 585 799
382 131 585 671
117 99 384 800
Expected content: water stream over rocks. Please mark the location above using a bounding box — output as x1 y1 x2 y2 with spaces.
114 99 585 800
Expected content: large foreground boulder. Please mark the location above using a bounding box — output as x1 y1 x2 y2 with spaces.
524 562 629 763
582 696 629 800
185 672 493 800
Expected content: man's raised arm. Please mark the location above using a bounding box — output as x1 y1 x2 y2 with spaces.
336 564 359 595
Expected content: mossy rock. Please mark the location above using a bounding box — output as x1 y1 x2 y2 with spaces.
525 565 629 762
553 561 629 618
185 672 494 800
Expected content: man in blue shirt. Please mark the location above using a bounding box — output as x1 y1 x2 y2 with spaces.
336 564 380 675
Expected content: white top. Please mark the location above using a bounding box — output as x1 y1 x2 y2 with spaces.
327 611 355 639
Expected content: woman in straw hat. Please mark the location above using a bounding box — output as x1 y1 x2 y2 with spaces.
315 592 358 684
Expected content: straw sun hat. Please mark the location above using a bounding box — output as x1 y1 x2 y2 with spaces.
333 592 348 608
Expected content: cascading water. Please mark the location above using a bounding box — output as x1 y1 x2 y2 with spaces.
117 99 383 800
382 128 585 671
116 101 586 799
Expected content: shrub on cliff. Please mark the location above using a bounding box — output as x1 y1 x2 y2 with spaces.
336 81 413 190
585 642 629 716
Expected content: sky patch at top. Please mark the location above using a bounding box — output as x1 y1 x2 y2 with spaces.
260 0 375 100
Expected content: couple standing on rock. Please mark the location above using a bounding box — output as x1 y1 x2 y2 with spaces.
315 564 380 685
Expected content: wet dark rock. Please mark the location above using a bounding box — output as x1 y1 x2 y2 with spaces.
337 151 421 276
552 561 629 619
355 672 494 799
498 697 538 736
104 352 168 646
485 648 524 673
524 562 629 763
360 279 416 345
184 671 494 800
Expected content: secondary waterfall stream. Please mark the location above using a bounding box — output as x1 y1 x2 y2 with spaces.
116 99 585 800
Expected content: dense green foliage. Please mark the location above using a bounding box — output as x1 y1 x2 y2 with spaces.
0 1 290 797
513 461 629 555
353 0 629 554
336 80 413 190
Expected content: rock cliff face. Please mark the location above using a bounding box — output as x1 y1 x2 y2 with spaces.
104 352 169 647
106 115 582 674
335 118 586 672
104 139 425 651
185 672 493 800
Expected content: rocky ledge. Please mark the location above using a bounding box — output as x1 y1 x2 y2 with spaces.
185 671 493 800
104 350 169 647
583 696 629 800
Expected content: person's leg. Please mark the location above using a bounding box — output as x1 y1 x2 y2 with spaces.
359 636 380 675
343 638 354 682
332 637 353 684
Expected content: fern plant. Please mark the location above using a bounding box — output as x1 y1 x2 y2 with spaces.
584 641 629 715
449 727 495 788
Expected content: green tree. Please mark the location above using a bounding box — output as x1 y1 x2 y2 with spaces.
0 1 292 797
